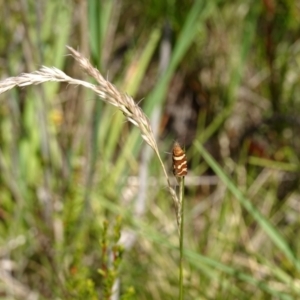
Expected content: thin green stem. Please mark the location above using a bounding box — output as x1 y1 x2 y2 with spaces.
179 176 185 300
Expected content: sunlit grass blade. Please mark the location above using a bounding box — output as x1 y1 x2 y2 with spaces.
248 156 299 172
145 0 216 114
194 140 300 272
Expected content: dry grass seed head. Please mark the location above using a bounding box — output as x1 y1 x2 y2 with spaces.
0 46 180 227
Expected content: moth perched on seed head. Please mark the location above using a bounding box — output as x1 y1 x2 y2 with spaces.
172 142 187 177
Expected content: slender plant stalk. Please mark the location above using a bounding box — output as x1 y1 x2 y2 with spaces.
172 142 187 297
178 176 185 300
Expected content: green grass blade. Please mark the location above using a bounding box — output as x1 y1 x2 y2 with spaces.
145 0 216 115
194 140 300 272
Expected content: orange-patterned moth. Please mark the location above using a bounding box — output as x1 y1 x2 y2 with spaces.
172 142 187 177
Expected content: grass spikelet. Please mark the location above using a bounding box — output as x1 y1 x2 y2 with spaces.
0 46 180 224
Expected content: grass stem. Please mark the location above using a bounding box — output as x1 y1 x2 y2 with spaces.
179 176 185 300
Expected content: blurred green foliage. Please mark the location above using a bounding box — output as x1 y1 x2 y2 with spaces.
0 0 300 299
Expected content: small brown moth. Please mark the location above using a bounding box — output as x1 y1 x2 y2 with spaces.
172 142 187 177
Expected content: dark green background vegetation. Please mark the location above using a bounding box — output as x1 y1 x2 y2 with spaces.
0 0 300 299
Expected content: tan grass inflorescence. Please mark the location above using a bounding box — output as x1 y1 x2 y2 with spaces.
0 46 180 225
